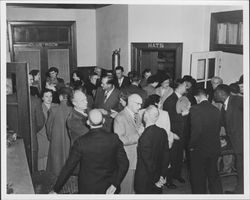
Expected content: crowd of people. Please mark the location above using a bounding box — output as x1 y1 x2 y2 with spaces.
28 65 244 194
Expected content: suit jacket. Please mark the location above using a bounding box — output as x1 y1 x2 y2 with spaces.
121 84 147 104
163 92 186 139
143 85 156 96
53 128 129 194
114 108 143 169
94 87 121 112
67 109 89 146
134 125 170 193
222 95 243 154
189 100 221 155
94 87 122 131
114 76 131 89
155 86 173 108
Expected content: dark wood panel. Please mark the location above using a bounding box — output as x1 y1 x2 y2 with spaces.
7 62 32 172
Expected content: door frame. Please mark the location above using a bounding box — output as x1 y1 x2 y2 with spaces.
7 20 77 82
131 42 183 80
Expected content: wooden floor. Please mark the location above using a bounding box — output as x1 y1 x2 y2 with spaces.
33 162 237 194
162 163 237 194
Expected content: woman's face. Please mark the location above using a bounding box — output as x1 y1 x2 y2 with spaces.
42 91 53 105
161 79 170 88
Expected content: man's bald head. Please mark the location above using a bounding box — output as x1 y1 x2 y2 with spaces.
88 109 104 127
144 105 159 125
127 94 143 114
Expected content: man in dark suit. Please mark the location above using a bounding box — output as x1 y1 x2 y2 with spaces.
214 84 243 194
114 66 131 89
94 75 122 131
189 89 223 194
134 105 170 194
162 79 187 189
51 109 129 194
121 72 147 105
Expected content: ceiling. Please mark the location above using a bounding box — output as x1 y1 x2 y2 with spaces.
6 3 110 9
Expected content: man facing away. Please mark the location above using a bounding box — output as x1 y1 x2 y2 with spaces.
189 89 223 194
50 109 129 194
134 105 170 194
114 94 144 194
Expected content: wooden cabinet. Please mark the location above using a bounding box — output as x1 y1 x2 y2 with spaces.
210 10 243 54
7 63 32 172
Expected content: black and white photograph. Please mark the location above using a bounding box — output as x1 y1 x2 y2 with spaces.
1 0 249 199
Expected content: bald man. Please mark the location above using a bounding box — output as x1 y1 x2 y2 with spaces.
134 106 170 194
51 109 129 194
114 94 144 194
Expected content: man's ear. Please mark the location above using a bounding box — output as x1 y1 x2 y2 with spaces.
87 120 90 126
102 118 105 124
72 100 76 107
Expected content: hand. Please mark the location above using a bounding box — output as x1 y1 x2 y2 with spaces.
110 109 118 118
98 109 108 115
120 98 127 107
137 125 144 136
155 176 166 188
106 184 116 194
181 110 189 116
173 133 180 140
49 190 57 194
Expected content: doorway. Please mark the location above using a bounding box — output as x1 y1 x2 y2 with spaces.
131 43 183 81
8 21 77 85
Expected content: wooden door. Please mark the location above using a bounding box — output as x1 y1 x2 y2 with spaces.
8 21 77 85
46 47 71 84
131 43 183 81
7 62 32 171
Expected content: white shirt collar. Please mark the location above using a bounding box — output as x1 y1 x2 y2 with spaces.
118 76 124 86
175 91 182 99
224 96 230 110
105 86 115 100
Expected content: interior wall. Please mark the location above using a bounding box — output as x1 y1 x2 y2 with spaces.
203 5 244 84
6 6 97 67
96 5 129 73
128 4 244 83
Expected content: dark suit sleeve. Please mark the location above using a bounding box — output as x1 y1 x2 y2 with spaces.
111 136 129 188
53 139 82 193
35 99 45 133
67 113 88 143
189 106 202 149
94 87 102 108
45 108 56 141
160 132 170 178
139 135 156 181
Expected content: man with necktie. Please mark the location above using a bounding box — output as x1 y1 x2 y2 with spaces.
162 78 187 189
94 75 122 131
214 84 243 194
114 94 144 194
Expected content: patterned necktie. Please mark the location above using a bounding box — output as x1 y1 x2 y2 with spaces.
104 91 108 103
